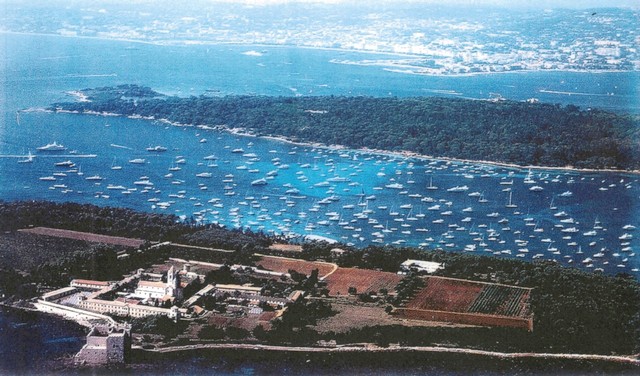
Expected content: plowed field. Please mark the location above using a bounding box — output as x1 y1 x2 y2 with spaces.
406 277 484 312
405 276 531 318
256 255 337 278
323 268 403 296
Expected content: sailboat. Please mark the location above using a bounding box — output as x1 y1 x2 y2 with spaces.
17 151 34 163
505 191 517 208
169 162 181 171
426 176 437 190
382 220 392 233
37 141 66 151
111 157 122 170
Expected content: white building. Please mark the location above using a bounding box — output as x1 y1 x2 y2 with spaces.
399 259 444 274
75 325 130 365
78 297 181 319
70 279 114 290
132 266 182 300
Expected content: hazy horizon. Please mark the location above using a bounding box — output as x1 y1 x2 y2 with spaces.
1 0 637 9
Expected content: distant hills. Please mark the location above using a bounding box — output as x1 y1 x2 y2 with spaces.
51 85 640 171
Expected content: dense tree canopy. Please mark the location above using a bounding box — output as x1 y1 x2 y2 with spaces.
52 85 640 170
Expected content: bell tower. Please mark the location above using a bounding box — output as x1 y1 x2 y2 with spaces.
165 266 182 300
167 266 177 289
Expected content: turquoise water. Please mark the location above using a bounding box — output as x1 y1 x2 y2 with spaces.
0 31 639 373
0 32 639 277
1 33 638 112
3 109 639 276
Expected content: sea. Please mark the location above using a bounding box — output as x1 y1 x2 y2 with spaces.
0 32 639 372
0 306 86 373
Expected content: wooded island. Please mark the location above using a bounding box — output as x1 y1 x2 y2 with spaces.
51 85 640 171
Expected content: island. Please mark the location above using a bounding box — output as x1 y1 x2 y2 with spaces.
50 85 640 171
0 201 638 373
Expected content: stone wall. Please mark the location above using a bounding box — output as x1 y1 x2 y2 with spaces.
394 308 534 331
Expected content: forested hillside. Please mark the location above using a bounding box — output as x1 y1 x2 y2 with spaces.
52 85 640 170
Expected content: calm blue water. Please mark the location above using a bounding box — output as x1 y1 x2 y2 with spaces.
0 31 639 371
1 33 638 112
2 110 638 276
1 32 638 276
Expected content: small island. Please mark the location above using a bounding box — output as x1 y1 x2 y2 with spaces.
0 201 638 373
50 85 640 171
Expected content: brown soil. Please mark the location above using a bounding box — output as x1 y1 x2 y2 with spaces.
323 268 403 296
256 255 336 278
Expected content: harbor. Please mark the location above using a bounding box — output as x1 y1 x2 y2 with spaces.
2 110 638 277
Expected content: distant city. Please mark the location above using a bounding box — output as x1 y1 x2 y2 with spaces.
1 3 638 75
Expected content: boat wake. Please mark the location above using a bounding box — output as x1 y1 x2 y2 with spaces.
110 143 133 150
65 73 118 78
539 89 612 97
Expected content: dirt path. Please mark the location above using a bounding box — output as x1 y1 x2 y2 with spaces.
254 253 339 279
320 263 339 280
167 242 234 253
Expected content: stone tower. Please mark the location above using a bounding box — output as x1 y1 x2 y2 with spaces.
166 266 182 300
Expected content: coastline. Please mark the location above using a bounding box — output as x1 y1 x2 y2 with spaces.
333 58 631 78
46 106 640 176
139 342 640 366
260 133 640 176
2 303 637 372
2 30 637 79
1 301 105 329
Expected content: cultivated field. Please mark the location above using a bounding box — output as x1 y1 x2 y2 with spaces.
404 276 531 318
19 227 145 248
256 255 337 278
268 243 303 253
405 277 484 312
397 276 533 330
204 312 275 330
182 312 276 339
323 268 403 296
